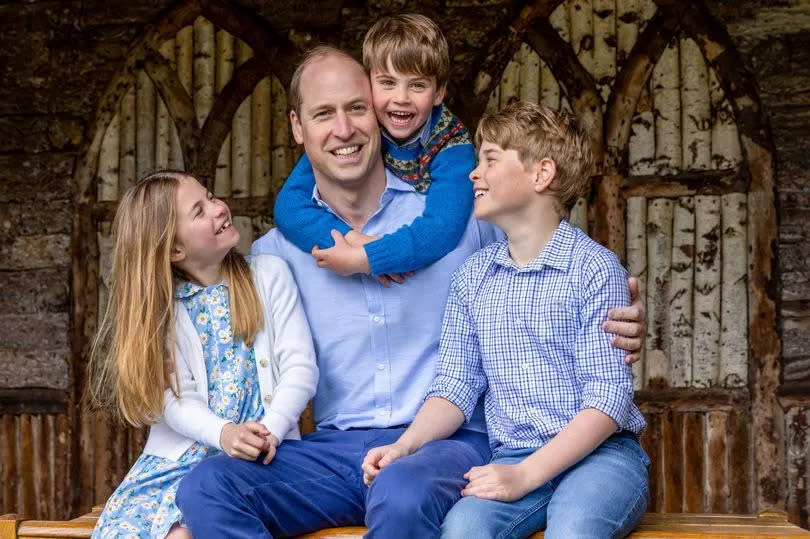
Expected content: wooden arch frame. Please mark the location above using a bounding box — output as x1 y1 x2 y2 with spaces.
455 0 780 512
68 0 300 514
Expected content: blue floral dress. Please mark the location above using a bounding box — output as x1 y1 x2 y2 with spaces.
93 280 266 538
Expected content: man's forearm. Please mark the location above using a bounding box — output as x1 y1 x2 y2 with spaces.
398 397 466 453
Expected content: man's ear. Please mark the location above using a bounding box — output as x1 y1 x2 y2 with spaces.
433 83 447 106
533 158 556 194
290 110 304 145
170 244 185 264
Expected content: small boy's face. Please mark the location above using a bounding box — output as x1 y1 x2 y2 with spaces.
470 141 539 224
370 58 445 143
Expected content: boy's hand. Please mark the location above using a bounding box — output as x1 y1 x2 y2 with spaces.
376 272 415 287
602 277 647 365
345 230 380 246
261 433 280 465
311 230 371 276
461 463 534 502
220 421 271 461
361 443 411 485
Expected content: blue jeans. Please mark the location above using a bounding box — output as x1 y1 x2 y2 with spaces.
441 432 650 539
176 427 490 539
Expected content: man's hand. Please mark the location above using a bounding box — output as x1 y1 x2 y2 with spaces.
311 230 371 276
261 433 280 465
602 277 647 365
461 463 533 502
220 421 271 461
361 443 411 485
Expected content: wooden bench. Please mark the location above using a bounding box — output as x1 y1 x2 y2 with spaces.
1 509 808 538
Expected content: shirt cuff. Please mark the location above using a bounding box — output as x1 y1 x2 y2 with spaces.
424 374 479 422
581 381 633 428
261 410 293 443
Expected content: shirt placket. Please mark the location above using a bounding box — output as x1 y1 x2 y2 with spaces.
363 275 392 421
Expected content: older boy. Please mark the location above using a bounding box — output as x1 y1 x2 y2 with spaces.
363 102 650 538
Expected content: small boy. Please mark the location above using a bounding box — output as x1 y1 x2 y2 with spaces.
274 14 475 280
362 102 650 538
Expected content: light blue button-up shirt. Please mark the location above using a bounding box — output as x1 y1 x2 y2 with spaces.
252 168 499 431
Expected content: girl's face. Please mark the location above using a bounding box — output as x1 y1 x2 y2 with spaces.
171 176 239 273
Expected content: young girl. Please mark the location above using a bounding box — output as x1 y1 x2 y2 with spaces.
88 170 318 538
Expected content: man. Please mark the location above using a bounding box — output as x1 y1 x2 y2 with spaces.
177 46 645 539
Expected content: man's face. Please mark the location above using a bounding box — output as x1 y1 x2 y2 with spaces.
290 55 382 190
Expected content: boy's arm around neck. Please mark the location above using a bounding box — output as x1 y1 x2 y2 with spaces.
273 152 352 253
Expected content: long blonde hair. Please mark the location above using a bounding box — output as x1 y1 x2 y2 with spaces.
88 170 263 427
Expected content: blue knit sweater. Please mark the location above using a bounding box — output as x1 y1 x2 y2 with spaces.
273 104 475 275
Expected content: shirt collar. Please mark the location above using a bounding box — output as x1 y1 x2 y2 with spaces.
310 167 417 217
174 279 228 299
493 219 576 272
380 104 439 149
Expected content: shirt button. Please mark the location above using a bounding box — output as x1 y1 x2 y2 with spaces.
372 315 383 324
259 359 269 368
264 393 273 403
377 364 386 371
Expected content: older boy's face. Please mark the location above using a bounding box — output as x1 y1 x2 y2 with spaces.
469 141 538 224
370 58 445 143
290 55 381 189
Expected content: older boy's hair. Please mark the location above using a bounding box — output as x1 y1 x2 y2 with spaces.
475 101 596 217
289 45 360 114
362 14 450 90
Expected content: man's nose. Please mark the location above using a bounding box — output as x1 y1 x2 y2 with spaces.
333 111 354 139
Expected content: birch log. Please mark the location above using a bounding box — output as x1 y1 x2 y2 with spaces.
680 38 711 171
669 196 695 387
645 198 673 388
231 42 253 198
98 112 120 201
720 193 748 387
565 0 586 235
119 86 137 193
251 76 271 197
616 0 639 67
485 85 500 115
593 0 616 104
626 196 647 390
543 4 567 110
271 75 293 191
155 40 174 169
193 17 215 130
693 195 721 387
233 216 253 256
499 51 520 108
629 82 655 175
639 0 657 31
98 222 114 323
569 0 594 75
709 68 742 170
136 70 156 180
160 37 184 169
214 29 235 197
785 407 809 525
519 43 540 104
174 27 193 168
652 42 681 175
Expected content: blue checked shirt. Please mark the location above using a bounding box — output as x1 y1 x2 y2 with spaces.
426 220 646 452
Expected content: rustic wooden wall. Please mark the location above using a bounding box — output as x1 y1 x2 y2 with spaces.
0 0 808 527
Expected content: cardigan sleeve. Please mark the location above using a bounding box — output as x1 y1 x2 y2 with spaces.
253 256 319 441
363 143 475 275
162 329 230 451
273 153 352 253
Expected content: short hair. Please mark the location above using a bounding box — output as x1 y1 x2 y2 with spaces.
474 101 596 217
362 14 450 90
288 45 362 114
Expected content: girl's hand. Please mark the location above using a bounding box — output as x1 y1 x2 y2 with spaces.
311 230 371 276
261 433 280 465
361 443 411 485
461 463 533 502
220 421 270 461
602 277 647 364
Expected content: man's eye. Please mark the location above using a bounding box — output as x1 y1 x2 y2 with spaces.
314 110 330 118
351 104 367 112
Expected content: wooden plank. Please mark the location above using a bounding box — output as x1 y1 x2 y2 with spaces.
645 198 672 388
20 415 34 518
92 414 111 506
32 416 47 520
635 388 748 411
54 414 69 520
662 410 684 512
620 169 746 198
640 412 662 512
43 415 56 521
93 195 275 222
0 391 68 415
786 406 807 525
1 415 16 515
626 196 646 390
725 404 751 513
706 411 729 513
683 412 705 512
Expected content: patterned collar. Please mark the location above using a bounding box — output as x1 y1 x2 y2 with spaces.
380 104 439 149
174 280 228 299
493 219 576 272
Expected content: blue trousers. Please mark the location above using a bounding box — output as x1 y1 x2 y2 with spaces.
176 427 490 538
441 432 650 539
